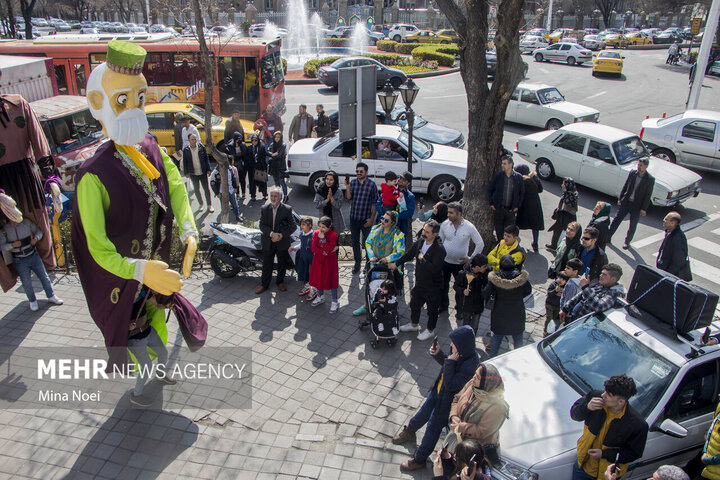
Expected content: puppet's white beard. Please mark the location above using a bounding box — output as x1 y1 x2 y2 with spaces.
102 107 148 146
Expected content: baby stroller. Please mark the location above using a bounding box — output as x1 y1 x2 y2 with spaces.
361 265 399 348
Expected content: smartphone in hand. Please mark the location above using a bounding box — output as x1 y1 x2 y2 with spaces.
433 335 439 349
345 174 350 184
703 327 711 344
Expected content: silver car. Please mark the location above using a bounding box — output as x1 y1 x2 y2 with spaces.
582 34 606 50
641 110 720 173
532 42 593 65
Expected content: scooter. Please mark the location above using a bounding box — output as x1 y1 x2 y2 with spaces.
207 212 301 278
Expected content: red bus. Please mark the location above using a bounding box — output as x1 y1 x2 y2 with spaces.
0 33 286 120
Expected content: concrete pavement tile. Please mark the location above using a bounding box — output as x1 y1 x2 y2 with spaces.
299 463 322 478
279 460 303 475
319 467 342 480
343 456 365 473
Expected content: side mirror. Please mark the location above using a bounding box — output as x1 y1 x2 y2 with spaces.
622 56 626 59
655 418 688 438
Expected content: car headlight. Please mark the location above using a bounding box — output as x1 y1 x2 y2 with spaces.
496 459 539 480
666 190 679 199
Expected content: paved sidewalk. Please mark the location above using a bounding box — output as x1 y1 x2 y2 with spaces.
0 263 546 480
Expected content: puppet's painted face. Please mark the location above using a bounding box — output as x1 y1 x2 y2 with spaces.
87 64 149 146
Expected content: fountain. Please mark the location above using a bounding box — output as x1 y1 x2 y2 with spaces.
263 21 280 39
349 22 369 55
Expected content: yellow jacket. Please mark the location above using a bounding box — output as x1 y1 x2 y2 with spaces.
488 240 525 271
703 402 720 480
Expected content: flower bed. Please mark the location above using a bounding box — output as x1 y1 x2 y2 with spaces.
411 45 456 67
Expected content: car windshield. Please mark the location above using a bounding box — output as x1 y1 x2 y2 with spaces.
537 88 564 104
313 131 338 150
657 113 683 126
599 51 621 59
188 105 223 126
612 136 651 164
398 132 432 159
540 313 678 417
391 109 428 128
43 109 104 155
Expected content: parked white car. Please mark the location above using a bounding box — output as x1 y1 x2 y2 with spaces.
491 308 720 480
582 34 607 50
519 35 549 53
640 110 720 173
387 24 419 42
248 23 287 37
515 123 702 206
506 83 600 130
532 42 593 65
287 125 466 202
325 26 352 38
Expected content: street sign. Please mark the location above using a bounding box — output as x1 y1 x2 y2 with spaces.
338 65 377 146
691 17 702 35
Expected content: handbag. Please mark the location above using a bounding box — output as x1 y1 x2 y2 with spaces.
253 169 268 183
551 208 558 220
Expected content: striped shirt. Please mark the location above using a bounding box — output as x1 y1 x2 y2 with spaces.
349 178 378 222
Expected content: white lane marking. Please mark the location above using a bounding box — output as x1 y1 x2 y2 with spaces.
423 93 468 100
587 91 607 99
632 213 720 248
713 228 720 236
689 237 720 257
686 258 720 285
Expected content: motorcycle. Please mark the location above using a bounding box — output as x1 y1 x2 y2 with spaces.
207 213 302 278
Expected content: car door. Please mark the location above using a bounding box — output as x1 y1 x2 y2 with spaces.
550 132 586 179
675 120 719 169
517 89 544 127
559 43 572 62
581 139 624 195
505 88 520 123
371 137 412 184
544 43 561 61
630 360 718 479
327 139 375 180
146 112 175 152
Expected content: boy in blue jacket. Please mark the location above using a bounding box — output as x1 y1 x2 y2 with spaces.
394 325 481 471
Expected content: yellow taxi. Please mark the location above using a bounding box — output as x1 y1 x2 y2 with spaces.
603 33 626 48
144 103 254 155
436 29 460 43
548 28 574 44
405 30 454 44
592 50 624 77
622 31 653 46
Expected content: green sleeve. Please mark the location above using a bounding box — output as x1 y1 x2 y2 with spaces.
76 173 140 280
161 148 198 242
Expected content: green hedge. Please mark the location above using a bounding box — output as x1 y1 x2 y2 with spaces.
377 40 397 52
325 37 351 47
433 44 459 56
394 42 435 54
303 56 342 77
411 46 455 67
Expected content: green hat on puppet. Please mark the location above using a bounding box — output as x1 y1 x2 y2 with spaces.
106 40 147 75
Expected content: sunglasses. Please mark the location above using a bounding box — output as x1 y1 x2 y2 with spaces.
380 217 391 223
581 236 591 241
356 170 364 173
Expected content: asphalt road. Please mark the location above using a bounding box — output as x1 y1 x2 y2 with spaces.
208 49 720 295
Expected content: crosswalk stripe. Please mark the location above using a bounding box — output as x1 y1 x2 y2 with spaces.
686 257 720 286
631 213 720 248
688 237 720 256
712 228 720 236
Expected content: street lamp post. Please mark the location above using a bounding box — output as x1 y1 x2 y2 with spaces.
377 79 419 173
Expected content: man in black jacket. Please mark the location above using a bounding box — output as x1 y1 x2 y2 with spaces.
656 211 692 281
256 187 296 294
314 104 331 138
488 156 525 242
570 374 648 480
608 158 655 250
389 219 446 341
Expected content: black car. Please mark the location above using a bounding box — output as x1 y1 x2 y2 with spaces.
328 106 466 148
317 57 407 89
486 51 529 78
653 28 683 44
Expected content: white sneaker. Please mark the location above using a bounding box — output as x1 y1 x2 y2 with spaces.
312 295 326 307
48 295 63 305
417 329 435 341
29 301 39 312
399 323 420 332
329 301 339 314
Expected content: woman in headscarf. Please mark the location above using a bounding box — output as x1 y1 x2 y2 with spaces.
417 201 448 238
587 201 611 249
314 171 345 233
225 131 249 200
483 255 532 358
248 133 267 200
514 164 544 253
444 363 509 461
549 221 582 279
267 130 288 201
546 177 579 251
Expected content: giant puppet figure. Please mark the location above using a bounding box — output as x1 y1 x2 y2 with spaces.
71 41 198 370
0 67 61 292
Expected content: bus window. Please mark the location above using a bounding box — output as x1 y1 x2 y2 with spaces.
219 56 258 117
55 65 69 95
173 53 205 86
260 51 283 89
142 53 172 85
74 64 87 96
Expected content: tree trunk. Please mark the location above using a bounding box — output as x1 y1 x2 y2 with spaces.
20 0 36 40
434 0 525 247
191 0 230 223
573 0 584 30
5 0 17 39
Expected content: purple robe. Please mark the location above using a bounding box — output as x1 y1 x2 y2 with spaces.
71 134 174 370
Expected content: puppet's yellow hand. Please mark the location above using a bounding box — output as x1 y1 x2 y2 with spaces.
143 260 183 295
182 236 197 278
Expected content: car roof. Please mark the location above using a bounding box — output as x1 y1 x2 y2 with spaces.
680 110 720 121
516 82 555 90
30 95 88 119
560 122 634 142
145 103 196 114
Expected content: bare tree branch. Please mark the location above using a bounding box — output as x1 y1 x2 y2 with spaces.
433 0 468 38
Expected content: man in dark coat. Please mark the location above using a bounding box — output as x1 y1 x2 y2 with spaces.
314 104 331 137
172 112 184 160
656 211 692 281
488 155 525 242
390 219 446 341
256 187 296 293
223 110 245 143
608 158 655 250
393 325 480 471
579 226 608 283
514 164 544 252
